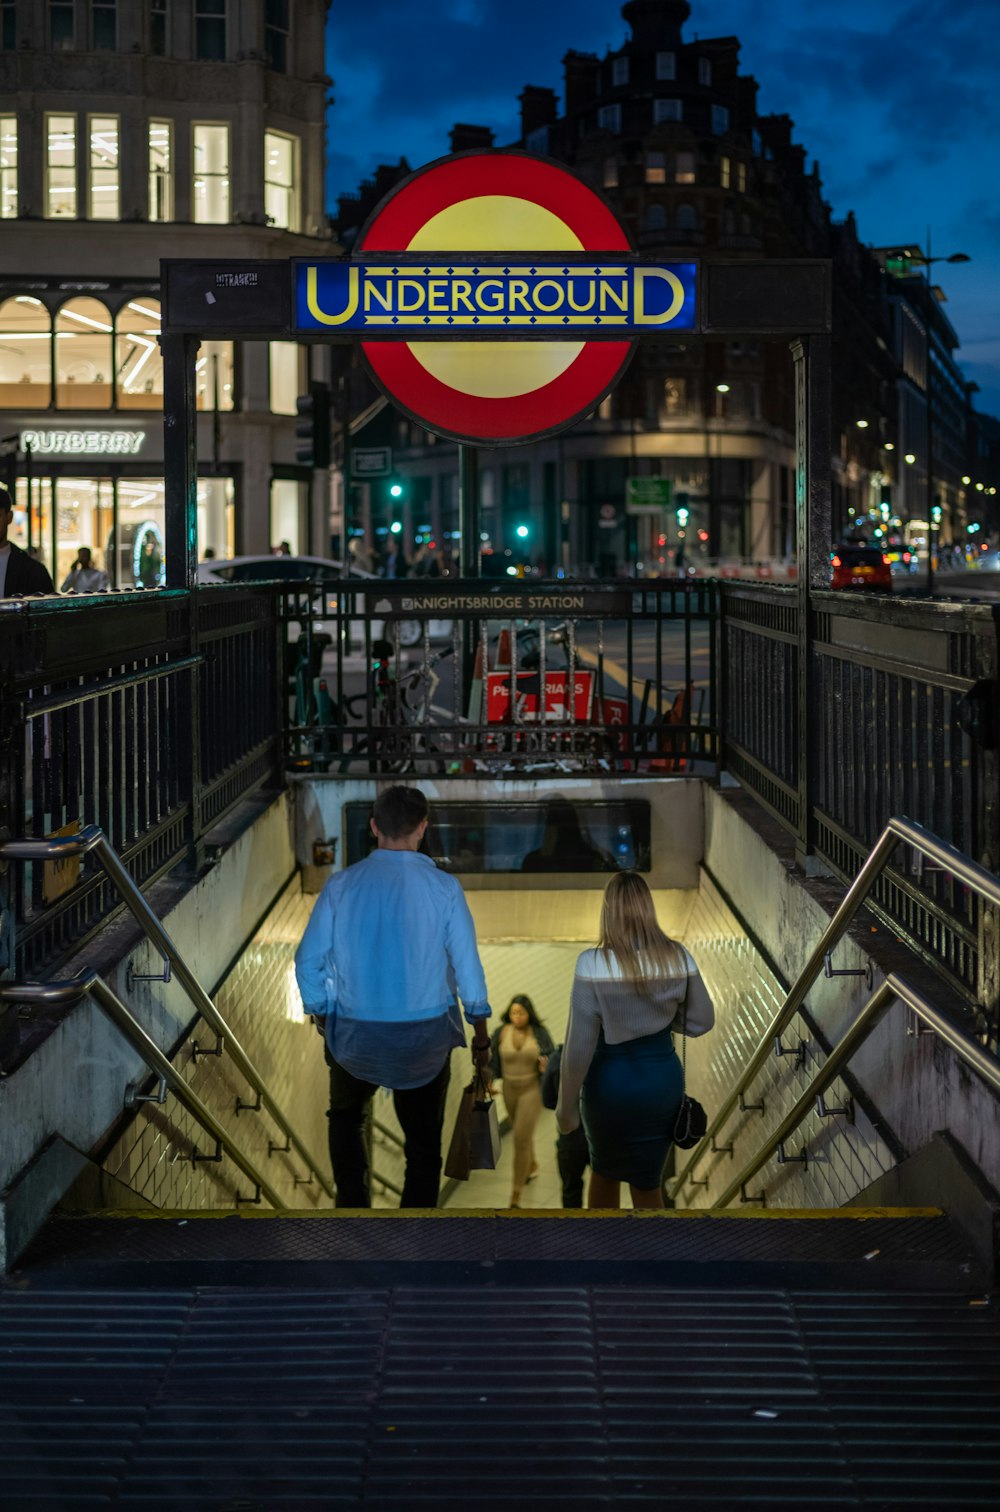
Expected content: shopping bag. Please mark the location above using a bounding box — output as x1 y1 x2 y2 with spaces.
468 1087 501 1170
444 1071 501 1180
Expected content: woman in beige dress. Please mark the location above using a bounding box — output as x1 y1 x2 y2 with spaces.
489 995 555 1207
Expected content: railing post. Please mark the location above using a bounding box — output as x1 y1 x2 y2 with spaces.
792 335 832 867
162 329 201 863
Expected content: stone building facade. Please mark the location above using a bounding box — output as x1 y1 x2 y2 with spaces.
0 0 334 587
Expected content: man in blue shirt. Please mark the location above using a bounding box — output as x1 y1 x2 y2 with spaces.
296 785 491 1207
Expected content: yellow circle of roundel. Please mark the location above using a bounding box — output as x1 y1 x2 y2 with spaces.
406 195 585 401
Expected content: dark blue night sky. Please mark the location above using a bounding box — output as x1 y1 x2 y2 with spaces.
324 0 1000 415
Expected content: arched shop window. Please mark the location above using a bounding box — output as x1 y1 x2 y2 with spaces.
195 340 234 411
0 295 52 408
55 296 113 409
116 298 163 408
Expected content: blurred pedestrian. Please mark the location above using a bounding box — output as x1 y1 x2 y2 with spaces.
61 546 109 593
490 994 554 1207
541 1045 590 1207
556 872 714 1209
0 484 54 596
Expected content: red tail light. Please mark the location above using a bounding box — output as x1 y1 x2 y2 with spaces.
881 554 890 566
831 555 842 567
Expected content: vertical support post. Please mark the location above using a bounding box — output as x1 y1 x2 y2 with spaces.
458 444 479 577
792 335 832 867
162 329 201 865
162 331 199 591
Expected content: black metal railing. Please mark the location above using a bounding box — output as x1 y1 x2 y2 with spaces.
279 576 719 780
0 586 283 978
720 583 1000 1014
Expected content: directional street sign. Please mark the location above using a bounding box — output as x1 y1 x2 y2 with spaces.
626 478 672 515
351 446 392 478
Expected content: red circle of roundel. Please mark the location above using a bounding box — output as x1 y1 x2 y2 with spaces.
357 151 635 447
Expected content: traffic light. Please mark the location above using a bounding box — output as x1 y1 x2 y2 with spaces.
676 506 689 528
295 382 331 469
515 523 529 539
389 482 404 499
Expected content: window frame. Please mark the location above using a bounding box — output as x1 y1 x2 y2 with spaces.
655 51 675 80
644 151 666 185
91 0 116 49
263 127 300 232
597 102 621 134
49 0 74 49
611 56 629 87
87 113 120 220
191 120 231 225
150 0 167 55
653 98 682 125
1 0 16 49
737 161 747 193
698 57 712 86
720 154 731 190
148 118 173 222
194 0 226 62
0 113 16 219
265 0 289 73
45 111 78 220
711 104 730 135
675 151 696 186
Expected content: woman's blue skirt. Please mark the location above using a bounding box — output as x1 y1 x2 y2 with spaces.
580 1025 684 1188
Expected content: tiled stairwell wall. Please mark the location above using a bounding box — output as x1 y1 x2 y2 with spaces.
98 880 329 1211
681 869 896 1209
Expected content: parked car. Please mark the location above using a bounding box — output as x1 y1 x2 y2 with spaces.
196 555 453 646
829 544 893 593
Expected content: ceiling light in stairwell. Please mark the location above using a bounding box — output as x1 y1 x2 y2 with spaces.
904 453 916 464
856 419 869 428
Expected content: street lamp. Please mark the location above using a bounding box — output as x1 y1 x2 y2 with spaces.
886 242 970 595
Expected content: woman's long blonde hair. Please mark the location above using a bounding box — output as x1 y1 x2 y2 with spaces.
599 872 686 984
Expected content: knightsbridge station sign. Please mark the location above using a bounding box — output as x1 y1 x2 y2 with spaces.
300 151 697 446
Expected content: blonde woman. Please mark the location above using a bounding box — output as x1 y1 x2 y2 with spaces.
556 872 714 1209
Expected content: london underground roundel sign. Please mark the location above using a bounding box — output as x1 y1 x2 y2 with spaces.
296 152 696 447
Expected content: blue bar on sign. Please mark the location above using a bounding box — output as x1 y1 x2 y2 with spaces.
295 261 696 335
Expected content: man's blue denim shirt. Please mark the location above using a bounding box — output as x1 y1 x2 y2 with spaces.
295 849 491 1089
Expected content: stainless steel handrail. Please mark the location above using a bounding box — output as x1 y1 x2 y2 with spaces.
714 973 1000 1208
0 975 283 1208
0 826 334 1200
673 815 1000 1199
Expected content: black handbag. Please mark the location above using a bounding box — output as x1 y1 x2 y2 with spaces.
444 1067 501 1180
673 984 708 1150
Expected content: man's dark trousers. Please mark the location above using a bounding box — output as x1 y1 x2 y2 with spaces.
327 1054 451 1207
556 1127 590 1208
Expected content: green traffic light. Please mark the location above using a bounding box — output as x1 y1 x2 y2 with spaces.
389 483 404 499
515 524 529 538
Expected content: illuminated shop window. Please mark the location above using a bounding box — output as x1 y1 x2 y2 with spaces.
46 113 77 219
720 154 731 189
118 479 166 588
0 114 16 217
603 156 618 189
270 478 301 555
645 152 666 185
737 161 747 193
663 378 687 415
0 296 52 409
264 130 299 231
55 478 114 587
198 476 235 560
116 298 163 409
269 341 300 415
50 0 74 48
192 123 230 223
150 0 167 54
265 0 288 72
653 99 681 124
92 0 116 49
88 115 120 220
195 339 234 411
675 151 696 185
55 297 113 409
14 478 54 575
194 0 225 60
148 119 173 220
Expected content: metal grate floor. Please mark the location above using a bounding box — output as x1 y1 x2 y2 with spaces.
1 1285 998 1509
